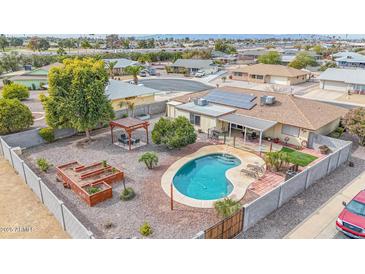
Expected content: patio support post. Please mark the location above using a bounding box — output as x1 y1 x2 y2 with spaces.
259 130 263 150
145 125 149 144
244 127 247 144
127 130 132 151
229 123 232 137
110 126 114 144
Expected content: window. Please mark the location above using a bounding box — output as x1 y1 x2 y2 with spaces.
231 123 243 130
256 75 264 80
233 72 243 76
281 125 300 137
190 113 201 126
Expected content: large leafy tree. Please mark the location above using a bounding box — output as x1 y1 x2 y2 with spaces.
40 58 114 141
0 51 23 72
0 98 33 134
258 51 281 64
152 116 197 149
214 39 237 54
0 35 9 51
289 52 317 69
343 108 365 146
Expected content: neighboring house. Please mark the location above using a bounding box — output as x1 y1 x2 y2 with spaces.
170 59 218 75
211 50 237 64
104 58 140 76
231 64 309 85
166 87 347 147
333 51 365 69
238 49 267 63
8 62 62 90
281 50 322 65
319 68 365 93
105 79 157 110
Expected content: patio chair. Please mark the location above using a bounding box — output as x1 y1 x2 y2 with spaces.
134 138 140 145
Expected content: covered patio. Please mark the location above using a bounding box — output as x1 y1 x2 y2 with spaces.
109 117 149 150
219 113 277 150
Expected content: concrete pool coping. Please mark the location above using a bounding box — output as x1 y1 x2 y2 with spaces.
161 145 265 208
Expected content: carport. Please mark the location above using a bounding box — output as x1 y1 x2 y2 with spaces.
219 113 277 147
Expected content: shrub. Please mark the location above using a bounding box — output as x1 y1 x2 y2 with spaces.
343 108 365 146
101 160 107 167
38 127 55 143
31 83 36 90
264 151 289 172
319 145 332 155
120 187 135 201
139 152 158 169
0 98 33 135
86 186 101 195
36 158 51 172
152 116 197 149
214 198 241 218
2 83 30 100
139 222 153 236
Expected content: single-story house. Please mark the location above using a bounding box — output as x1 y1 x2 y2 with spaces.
211 50 237 64
333 52 365 69
8 62 62 90
170 59 218 75
104 58 140 76
231 64 309 85
319 68 365 93
166 86 347 147
238 50 267 62
105 79 157 110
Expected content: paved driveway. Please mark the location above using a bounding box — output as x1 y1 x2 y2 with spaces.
139 79 212 92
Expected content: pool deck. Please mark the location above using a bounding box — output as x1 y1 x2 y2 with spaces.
161 145 265 208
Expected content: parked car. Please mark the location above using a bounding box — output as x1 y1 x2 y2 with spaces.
336 190 365 238
195 71 206 78
139 70 147 77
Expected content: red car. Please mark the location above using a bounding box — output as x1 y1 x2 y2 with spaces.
336 190 365 239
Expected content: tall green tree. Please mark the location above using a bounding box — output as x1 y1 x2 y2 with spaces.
0 51 22 71
106 60 117 79
40 58 114 141
258 51 281 64
0 35 9 51
343 108 365 146
289 52 317 69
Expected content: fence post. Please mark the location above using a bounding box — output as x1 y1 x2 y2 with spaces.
37 178 44 203
9 147 14 168
20 160 27 184
59 202 66 231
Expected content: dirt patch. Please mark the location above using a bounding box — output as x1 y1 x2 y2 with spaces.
0 158 69 239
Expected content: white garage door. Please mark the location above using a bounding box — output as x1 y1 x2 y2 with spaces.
269 76 288 85
322 80 347 92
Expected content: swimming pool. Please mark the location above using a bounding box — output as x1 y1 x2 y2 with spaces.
173 153 241 200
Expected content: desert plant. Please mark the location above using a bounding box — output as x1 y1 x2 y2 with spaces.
101 160 107 167
38 127 55 143
120 187 135 201
264 151 289 172
36 158 51 172
319 145 332 155
214 198 241 218
139 222 153 236
139 152 158 169
2 83 30 100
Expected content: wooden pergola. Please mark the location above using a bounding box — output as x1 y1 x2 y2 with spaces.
110 117 149 150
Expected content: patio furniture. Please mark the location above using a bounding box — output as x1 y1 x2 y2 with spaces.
134 138 140 145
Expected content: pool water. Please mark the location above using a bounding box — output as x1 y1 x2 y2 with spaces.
173 153 241 200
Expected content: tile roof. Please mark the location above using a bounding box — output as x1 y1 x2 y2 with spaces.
232 64 309 77
171 86 347 130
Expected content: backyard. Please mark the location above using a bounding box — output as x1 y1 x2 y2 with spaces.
280 147 318 167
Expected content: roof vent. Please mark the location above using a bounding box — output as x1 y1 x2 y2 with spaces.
194 98 208 106
260 95 276 106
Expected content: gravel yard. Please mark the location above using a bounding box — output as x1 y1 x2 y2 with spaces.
21 119 220 239
240 135 365 239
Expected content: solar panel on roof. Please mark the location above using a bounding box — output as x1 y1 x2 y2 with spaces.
203 89 257 110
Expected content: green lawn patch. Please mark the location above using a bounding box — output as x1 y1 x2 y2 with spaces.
280 147 317 167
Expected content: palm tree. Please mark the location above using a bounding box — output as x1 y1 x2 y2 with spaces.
214 198 241 218
138 152 159 169
124 65 143 84
264 151 289 172
106 61 117 79
119 98 136 117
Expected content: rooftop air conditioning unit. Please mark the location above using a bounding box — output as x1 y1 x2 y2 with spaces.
196 98 208 106
260 95 276 105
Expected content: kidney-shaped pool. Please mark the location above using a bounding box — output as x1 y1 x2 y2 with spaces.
173 153 241 200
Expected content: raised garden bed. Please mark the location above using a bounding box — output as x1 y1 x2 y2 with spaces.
56 161 124 206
